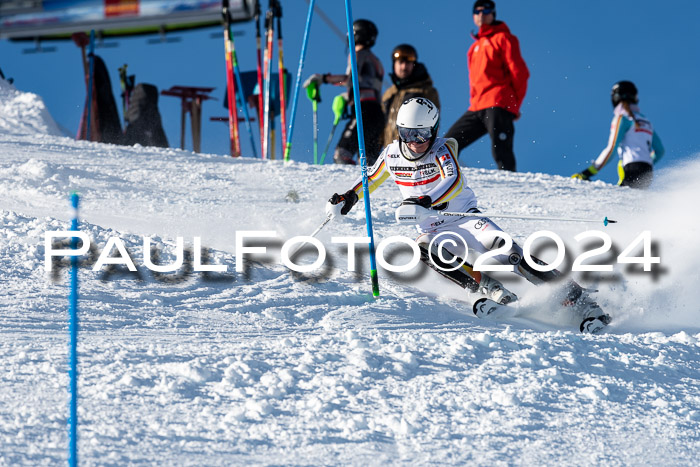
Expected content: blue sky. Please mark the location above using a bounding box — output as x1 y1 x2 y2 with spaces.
1 0 699 185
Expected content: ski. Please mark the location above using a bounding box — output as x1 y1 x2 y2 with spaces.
118 64 135 127
472 297 612 334
472 297 523 321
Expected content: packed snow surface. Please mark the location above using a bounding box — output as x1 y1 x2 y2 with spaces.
1 81 699 465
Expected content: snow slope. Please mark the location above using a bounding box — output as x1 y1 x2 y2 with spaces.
0 78 61 137
1 81 699 465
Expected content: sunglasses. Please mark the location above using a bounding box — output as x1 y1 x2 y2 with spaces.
399 127 432 144
473 7 494 15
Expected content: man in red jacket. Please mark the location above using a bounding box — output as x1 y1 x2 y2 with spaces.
445 0 529 171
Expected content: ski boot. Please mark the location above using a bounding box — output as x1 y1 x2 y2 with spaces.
478 274 518 305
560 281 612 334
580 315 611 334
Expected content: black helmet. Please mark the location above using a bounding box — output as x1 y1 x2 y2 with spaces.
392 44 417 62
611 80 638 107
473 0 496 17
353 19 378 47
473 0 496 10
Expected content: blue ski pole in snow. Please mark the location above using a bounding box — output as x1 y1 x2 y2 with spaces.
283 0 315 161
343 0 379 297
85 30 96 141
68 193 80 467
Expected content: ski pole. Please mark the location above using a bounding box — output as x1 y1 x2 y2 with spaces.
283 0 316 161
262 3 275 160
270 118 276 160
118 64 128 126
344 0 379 297
287 214 333 259
225 1 259 158
222 3 241 157
439 211 618 226
312 99 318 164
319 122 337 165
254 1 265 151
310 214 334 237
320 94 346 164
305 81 320 164
275 0 288 152
118 64 134 128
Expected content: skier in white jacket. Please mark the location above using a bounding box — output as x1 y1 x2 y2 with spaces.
327 97 611 333
572 80 664 189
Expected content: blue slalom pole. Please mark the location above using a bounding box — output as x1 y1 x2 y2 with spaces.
68 193 80 467
343 0 379 297
283 0 315 161
85 30 95 141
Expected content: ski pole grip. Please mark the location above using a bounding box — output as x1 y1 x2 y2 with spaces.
306 81 320 102
332 94 347 124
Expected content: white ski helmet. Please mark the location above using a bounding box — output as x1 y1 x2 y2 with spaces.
396 97 440 159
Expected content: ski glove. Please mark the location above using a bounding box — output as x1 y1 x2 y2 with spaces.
306 80 321 102
402 196 433 209
326 190 359 217
571 165 598 181
303 74 324 89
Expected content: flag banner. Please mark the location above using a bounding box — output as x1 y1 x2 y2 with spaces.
0 0 256 40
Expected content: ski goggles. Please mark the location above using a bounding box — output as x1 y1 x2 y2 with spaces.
473 7 494 15
393 50 417 63
398 127 432 144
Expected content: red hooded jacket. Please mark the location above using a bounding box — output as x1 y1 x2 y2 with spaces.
467 21 529 116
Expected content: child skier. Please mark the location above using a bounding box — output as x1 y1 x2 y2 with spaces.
326 97 611 334
572 80 664 189
303 19 385 166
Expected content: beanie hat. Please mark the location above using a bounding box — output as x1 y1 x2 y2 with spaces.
473 0 495 10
